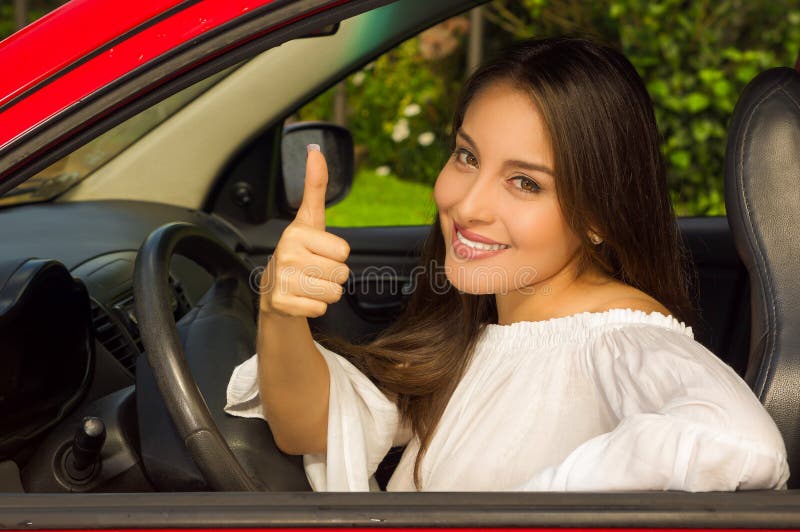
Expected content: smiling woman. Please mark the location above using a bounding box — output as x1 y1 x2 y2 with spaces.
225 36 789 492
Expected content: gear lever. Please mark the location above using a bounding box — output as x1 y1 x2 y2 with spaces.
64 416 106 482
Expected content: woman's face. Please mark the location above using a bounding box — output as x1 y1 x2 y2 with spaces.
433 81 582 295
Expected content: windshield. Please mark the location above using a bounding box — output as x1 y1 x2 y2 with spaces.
0 66 235 208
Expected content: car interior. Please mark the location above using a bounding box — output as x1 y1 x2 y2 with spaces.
0 0 799 527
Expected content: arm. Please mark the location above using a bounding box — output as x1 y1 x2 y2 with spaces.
303 339 401 491
256 312 329 455
228 145 347 455
226 328 402 491
516 326 789 492
516 410 788 491
226 147 400 490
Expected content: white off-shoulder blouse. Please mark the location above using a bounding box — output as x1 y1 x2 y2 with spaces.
225 308 790 492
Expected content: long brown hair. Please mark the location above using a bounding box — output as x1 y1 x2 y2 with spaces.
315 36 697 490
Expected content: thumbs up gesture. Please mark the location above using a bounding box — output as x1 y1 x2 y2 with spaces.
259 144 351 318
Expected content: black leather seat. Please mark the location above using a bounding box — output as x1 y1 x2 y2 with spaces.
724 65 800 487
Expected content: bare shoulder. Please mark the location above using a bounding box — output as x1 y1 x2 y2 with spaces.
590 285 672 318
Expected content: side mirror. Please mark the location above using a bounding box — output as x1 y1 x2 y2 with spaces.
281 122 354 212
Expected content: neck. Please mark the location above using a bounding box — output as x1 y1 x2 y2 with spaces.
495 261 615 325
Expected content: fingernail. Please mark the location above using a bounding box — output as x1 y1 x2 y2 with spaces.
307 144 320 153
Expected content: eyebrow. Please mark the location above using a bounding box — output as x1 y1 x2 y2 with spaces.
457 128 555 177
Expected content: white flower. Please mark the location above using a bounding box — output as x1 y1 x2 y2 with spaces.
417 131 435 146
364 61 376 71
391 118 410 142
351 71 365 86
375 165 391 176
403 103 421 117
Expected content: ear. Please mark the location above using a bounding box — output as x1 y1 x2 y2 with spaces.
587 226 604 245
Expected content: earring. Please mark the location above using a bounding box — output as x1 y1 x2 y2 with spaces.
588 231 603 245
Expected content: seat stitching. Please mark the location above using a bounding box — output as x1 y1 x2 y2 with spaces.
736 83 781 398
780 83 800 110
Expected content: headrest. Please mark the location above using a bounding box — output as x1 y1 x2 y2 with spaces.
724 67 800 485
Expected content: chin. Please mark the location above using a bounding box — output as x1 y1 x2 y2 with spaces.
443 251 541 296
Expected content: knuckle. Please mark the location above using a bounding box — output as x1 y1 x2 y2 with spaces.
270 294 287 313
339 265 352 284
339 240 351 257
311 301 328 318
331 286 344 302
259 298 273 314
283 224 301 240
325 282 344 303
275 249 298 266
325 234 348 258
271 248 285 264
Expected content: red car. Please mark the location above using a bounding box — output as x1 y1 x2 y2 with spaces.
0 0 799 529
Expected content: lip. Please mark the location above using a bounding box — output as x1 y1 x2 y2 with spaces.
453 222 506 245
451 221 510 260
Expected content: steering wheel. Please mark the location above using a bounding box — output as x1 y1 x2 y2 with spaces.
133 221 306 491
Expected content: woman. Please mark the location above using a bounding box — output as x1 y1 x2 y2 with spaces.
225 37 789 492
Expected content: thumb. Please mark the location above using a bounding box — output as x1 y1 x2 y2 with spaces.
294 144 328 230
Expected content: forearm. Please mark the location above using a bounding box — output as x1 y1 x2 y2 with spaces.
516 413 789 492
256 311 330 455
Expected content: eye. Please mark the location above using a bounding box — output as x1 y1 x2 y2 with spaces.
453 147 478 169
509 176 542 194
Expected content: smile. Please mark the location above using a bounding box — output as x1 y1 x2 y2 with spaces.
451 223 511 260
456 230 510 251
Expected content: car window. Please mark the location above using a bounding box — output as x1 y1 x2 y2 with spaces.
0 66 236 208
293 2 800 227
291 14 460 227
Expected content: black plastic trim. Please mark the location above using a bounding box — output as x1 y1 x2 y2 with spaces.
0 259 95 459
2 491 800 528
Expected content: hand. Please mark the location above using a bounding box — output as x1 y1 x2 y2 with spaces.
259 145 351 318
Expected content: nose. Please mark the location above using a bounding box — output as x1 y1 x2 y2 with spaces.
454 170 497 225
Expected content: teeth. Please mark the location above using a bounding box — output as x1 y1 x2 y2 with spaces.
457 230 510 251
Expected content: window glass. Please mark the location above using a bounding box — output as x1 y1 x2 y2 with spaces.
0 66 235 208
293 2 800 226
291 18 465 227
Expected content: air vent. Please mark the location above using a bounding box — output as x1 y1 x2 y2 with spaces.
111 292 144 353
89 277 191 374
90 297 141 374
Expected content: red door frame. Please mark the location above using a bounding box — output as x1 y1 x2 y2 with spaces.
0 0 350 181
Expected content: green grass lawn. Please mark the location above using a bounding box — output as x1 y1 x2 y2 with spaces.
325 168 437 227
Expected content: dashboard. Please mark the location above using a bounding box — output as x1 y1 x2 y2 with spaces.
0 199 252 378
0 199 259 492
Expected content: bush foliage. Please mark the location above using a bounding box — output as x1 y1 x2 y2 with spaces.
297 25 467 185
299 0 800 216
